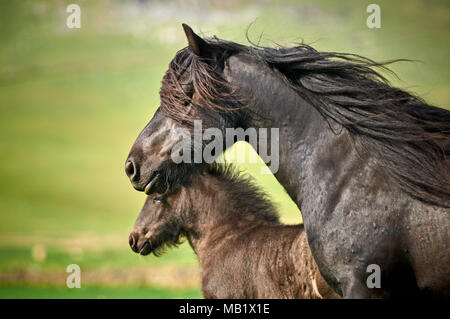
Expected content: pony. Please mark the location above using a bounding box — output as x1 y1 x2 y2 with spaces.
129 164 340 299
125 24 450 298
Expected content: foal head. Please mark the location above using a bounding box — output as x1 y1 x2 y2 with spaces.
128 190 189 256
128 164 279 256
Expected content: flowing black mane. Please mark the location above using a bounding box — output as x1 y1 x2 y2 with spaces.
203 163 280 223
160 37 450 207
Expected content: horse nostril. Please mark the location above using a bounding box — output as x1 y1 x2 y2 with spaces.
129 233 137 252
125 160 136 180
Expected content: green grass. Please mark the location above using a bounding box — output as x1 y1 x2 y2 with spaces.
0 0 448 298
0 285 202 299
0 245 198 272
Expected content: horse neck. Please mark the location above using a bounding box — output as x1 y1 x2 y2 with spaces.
225 54 366 213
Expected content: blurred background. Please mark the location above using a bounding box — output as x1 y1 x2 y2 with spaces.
0 0 448 298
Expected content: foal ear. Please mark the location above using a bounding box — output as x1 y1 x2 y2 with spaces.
182 23 213 58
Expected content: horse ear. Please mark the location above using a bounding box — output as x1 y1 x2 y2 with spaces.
182 23 213 58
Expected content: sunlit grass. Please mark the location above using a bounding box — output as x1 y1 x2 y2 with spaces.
0 285 203 299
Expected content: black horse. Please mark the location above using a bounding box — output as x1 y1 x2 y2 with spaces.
125 24 450 298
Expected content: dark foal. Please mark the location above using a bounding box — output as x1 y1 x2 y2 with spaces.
129 165 339 299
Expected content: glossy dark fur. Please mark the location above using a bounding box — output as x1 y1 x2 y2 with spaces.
126 25 450 298
129 165 340 299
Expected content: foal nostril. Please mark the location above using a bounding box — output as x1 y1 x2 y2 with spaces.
125 160 136 180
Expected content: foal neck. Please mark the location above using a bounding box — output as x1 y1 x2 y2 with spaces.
184 170 280 248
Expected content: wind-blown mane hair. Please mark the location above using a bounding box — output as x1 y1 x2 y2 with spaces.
160 37 450 207
203 163 280 223
160 45 247 128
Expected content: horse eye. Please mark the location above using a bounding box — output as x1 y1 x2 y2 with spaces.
181 83 194 99
153 197 163 203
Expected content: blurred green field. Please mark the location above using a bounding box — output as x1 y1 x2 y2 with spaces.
0 285 202 299
0 0 448 298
